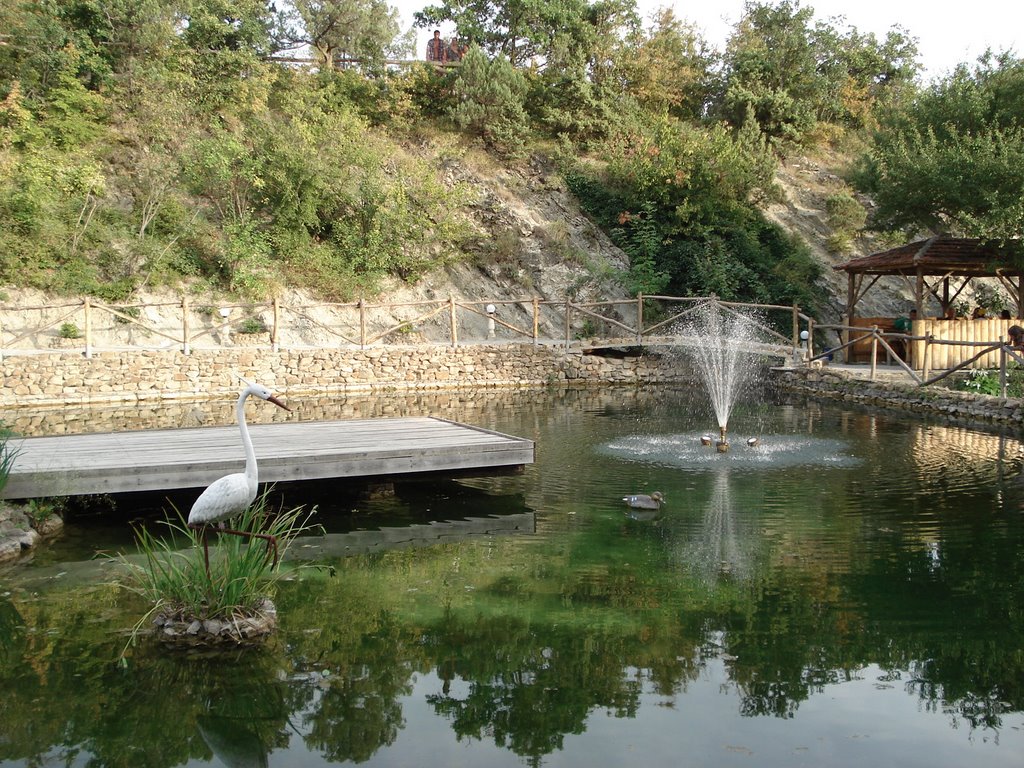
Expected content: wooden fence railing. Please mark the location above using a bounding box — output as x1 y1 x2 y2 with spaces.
812 320 1024 394
0 294 810 361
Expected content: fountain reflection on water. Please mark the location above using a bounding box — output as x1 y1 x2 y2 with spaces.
684 469 751 583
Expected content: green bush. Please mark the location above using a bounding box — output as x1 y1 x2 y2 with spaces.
59 322 81 339
237 316 268 334
958 367 1024 397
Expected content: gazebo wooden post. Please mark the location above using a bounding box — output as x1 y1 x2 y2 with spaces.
845 272 856 362
915 269 925 315
1017 277 1024 319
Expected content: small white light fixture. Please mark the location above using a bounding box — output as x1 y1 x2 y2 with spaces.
485 304 496 315
800 330 809 341
218 307 231 319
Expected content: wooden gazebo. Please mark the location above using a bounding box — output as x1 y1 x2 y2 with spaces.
834 237 1024 368
835 236 1024 320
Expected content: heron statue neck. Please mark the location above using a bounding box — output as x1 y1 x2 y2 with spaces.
237 387 258 486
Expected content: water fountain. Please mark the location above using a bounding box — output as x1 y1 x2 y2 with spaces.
680 301 763 452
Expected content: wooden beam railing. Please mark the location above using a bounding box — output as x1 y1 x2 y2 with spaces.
0 294 811 360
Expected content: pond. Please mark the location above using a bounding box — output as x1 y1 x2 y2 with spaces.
2 384 1024 768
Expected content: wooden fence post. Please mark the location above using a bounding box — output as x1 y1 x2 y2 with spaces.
181 295 190 354
922 334 932 381
532 297 539 346
359 299 366 348
564 299 571 350
272 297 280 352
636 293 644 346
792 303 799 349
84 297 92 359
449 296 458 347
1001 347 1008 397
870 325 878 380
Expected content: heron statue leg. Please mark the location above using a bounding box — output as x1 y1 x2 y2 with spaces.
218 528 279 570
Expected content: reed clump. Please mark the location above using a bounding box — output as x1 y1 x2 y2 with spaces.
116 494 317 649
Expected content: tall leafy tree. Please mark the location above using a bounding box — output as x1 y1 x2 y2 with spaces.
614 8 717 121
719 0 821 141
859 52 1024 239
414 0 592 67
719 1 921 141
283 0 400 70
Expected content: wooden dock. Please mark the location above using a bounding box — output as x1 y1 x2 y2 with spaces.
2 417 534 500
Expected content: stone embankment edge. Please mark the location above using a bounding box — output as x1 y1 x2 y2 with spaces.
0 345 687 408
774 367 1024 426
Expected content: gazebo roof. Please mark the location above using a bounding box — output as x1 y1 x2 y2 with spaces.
835 237 1024 277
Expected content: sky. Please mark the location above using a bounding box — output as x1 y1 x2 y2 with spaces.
395 0 1023 81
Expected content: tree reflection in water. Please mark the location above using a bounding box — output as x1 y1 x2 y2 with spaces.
3 390 1024 767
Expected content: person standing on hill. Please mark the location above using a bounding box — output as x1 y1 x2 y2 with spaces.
427 30 447 63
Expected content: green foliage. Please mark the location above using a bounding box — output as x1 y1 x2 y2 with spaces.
859 53 1024 238
957 366 1024 397
613 203 669 295
0 425 20 496
237 315 268 334
613 8 717 123
59 322 81 339
450 46 530 157
415 0 594 68
286 0 399 69
719 1 920 143
824 191 866 253
566 115 820 307
116 495 317 624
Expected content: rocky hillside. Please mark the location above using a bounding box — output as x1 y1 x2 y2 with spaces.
766 148 906 321
1 142 916 347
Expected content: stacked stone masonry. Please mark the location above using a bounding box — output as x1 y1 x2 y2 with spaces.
776 367 1024 426
0 346 684 408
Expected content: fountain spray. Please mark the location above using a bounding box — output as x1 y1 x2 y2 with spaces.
682 301 759 453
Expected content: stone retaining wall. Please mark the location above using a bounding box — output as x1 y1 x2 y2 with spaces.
775 366 1024 426
1 345 687 408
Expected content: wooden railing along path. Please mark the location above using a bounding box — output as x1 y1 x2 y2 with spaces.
0 295 809 362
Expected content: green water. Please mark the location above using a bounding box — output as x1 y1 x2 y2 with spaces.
2 385 1024 768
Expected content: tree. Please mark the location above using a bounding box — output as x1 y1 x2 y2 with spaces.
450 46 530 156
285 0 399 70
859 52 1024 239
414 0 592 67
718 1 921 141
719 0 821 141
613 8 717 122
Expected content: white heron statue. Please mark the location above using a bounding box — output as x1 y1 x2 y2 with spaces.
187 379 291 574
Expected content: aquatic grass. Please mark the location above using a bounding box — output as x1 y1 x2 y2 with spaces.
116 491 319 624
0 424 20 495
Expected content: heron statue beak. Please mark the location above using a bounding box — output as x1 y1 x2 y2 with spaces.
268 394 291 411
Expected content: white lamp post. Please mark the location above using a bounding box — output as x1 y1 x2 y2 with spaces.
485 304 496 339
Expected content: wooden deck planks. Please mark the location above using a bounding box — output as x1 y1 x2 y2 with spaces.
3 417 534 499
